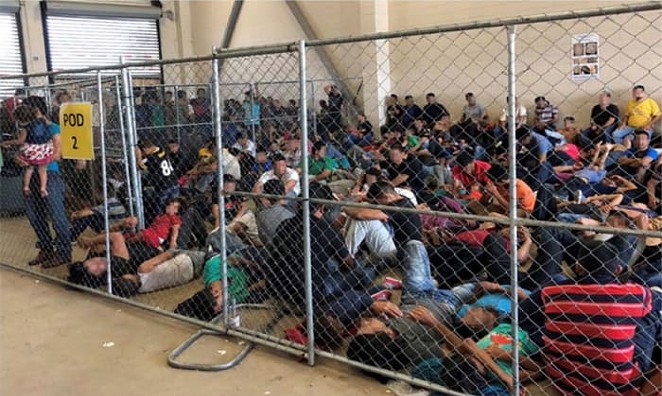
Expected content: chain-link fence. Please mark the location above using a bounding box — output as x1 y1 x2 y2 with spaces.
1 3 661 395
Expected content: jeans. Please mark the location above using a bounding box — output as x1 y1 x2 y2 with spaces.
321 259 375 297
402 240 437 296
611 126 653 145
70 212 105 241
24 171 71 261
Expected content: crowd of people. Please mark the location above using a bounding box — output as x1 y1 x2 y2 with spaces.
1 82 661 395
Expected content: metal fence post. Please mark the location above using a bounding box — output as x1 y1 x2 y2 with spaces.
506 24 520 396
299 40 315 366
97 71 112 294
120 58 145 229
212 52 230 327
114 75 134 217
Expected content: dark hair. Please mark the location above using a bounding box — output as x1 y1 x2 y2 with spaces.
313 314 344 350
515 126 531 140
262 179 284 197
365 167 382 177
634 129 650 137
223 174 237 183
346 333 408 371
13 105 36 124
404 95 413 100
22 96 48 118
176 90 187 99
426 92 436 98
390 94 398 100
534 96 546 103
14 88 26 96
166 197 187 213
564 116 576 122
256 145 267 153
367 180 396 200
138 139 155 150
576 240 620 275
454 150 475 168
309 182 334 212
486 164 508 183
272 153 287 162
389 142 406 153
633 84 645 91
67 262 106 288
465 92 474 99
312 141 326 154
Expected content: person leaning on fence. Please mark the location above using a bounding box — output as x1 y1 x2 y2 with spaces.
519 239 662 396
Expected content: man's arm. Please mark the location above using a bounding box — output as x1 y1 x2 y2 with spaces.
390 173 409 187
169 224 180 250
645 114 661 130
343 205 389 221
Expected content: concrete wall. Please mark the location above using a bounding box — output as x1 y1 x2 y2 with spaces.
14 1 661 127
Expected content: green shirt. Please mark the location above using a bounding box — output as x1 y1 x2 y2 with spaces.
406 135 419 149
306 156 337 177
476 323 538 379
202 255 250 303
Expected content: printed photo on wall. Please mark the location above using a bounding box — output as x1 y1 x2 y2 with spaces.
571 33 599 80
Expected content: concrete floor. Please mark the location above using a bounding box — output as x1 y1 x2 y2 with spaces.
0 269 387 396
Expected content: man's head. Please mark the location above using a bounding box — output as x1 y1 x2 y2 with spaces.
574 239 622 278
357 113 366 123
364 167 382 186
563 116 576 129
312 141 326 158
272 153 288 177
485 163 508 185
599 90 612 106
81 257 108 278
534 96 547 108
255 146 268 164
14 88 26 98
165 91 173 102
634 129 650 150
165 197 186 216
367 180 399 205
138 139 156 154
515 126 532 144
69 259 107 287
425 92 436 104
13 104 36 125
454 150 476 174
261 178 285 207
632 85 646 101
465 92 476 106
167 139 180 153
389 143 407 165
404 95 414 106
177 90 188 102
236 133 248 145
196 88 207 98
460 306 500 335
223 174 237 194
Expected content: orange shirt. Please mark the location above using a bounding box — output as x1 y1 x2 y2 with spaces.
497 179 536 212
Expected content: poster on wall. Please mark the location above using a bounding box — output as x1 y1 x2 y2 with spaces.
571 33 599 80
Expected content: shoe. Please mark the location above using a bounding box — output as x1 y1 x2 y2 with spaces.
42 255 69 269
383 277 403 290
371 289 392 301
28 250 53 266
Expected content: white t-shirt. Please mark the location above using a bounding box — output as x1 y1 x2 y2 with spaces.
222 148 241 180
499 105 528 123
232 140 256 157
258 167 301 196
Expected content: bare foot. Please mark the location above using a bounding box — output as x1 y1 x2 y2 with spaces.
40 188 49 197
23 188 31 197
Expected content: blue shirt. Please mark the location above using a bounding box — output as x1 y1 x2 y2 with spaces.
626 147 659 161
47 123 61 174
530 131 554 156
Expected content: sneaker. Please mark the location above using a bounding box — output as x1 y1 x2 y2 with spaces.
383 277 403 290
371 289 392 301
42 255 69 269
28 250 53 266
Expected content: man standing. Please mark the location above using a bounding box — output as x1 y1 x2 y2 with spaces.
22 96 71 268
534 96 559 130
611 85 661 144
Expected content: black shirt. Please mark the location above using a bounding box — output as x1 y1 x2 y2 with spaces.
387 198 422 246
386 157 426 195
142 148 178 190
590 104 620 127
358 120 373 136
327 91 343 114
422 102 450 126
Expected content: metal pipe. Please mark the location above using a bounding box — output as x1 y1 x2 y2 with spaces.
114 75 134 217
120 59 144 229
298 40 315 367
97 71 113 295
174 84 181 144
212 54 230 328
126 70 145 229
506 25 520 396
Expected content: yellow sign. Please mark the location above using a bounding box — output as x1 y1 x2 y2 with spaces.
60 102 94 160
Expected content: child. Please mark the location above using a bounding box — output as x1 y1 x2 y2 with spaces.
78 197 185 253
3 105 53 196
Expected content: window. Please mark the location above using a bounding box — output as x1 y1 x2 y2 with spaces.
43 6 161 77
0 11 25 98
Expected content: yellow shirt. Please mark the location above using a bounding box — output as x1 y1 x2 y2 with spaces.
625 97 661 128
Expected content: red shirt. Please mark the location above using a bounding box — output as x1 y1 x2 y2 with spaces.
453 229 511 252
452 160 491 199
142 214 182 248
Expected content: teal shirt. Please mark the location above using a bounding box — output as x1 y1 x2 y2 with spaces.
47 123 61 174
202 255 250 303
476 323 538 379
